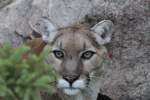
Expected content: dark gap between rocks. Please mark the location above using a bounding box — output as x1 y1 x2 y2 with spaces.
97 93 113 100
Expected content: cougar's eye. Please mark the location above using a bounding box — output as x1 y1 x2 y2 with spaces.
53 50 64 59
81 51 95 60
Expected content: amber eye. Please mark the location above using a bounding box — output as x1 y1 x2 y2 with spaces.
81 51 95 60
53 50 64 59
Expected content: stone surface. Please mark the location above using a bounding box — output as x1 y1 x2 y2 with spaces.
0 0 150 100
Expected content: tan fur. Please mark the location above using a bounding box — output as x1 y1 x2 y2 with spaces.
43 25 110 100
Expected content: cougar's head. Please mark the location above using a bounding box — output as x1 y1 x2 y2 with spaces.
30 18 113 96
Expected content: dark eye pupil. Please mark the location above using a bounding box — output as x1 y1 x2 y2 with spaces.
82 51 95 60
84 52 91 57
53 50 64 59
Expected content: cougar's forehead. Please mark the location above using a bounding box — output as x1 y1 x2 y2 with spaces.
52 30 95 53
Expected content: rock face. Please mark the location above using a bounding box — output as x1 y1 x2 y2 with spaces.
0 0 150 100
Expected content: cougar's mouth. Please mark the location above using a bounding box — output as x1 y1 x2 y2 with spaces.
57 78 86 95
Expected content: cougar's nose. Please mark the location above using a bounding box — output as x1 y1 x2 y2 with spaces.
63 74 80 85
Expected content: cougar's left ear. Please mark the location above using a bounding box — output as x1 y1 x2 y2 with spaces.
91 20 114 45
29 17 58 43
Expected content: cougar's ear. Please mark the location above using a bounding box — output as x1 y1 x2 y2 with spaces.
91 20 114 45
29 17 58 43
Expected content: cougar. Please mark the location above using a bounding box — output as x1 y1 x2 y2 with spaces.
29 18 114 100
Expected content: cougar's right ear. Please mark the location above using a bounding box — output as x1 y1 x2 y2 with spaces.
29 17 58 43
91 20 114 45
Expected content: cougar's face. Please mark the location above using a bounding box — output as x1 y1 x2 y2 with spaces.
31 18 113 96
48 29 105 95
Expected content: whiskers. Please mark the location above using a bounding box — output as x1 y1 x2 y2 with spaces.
89 71 101 80
86 72 103 89
83 84 95 97
90 75 100 79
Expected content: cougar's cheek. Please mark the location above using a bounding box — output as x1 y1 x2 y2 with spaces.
57 79 70 88
89 72 95 79
72 79 86 89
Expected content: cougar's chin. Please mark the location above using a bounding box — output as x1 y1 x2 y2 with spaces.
63 88 80 95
